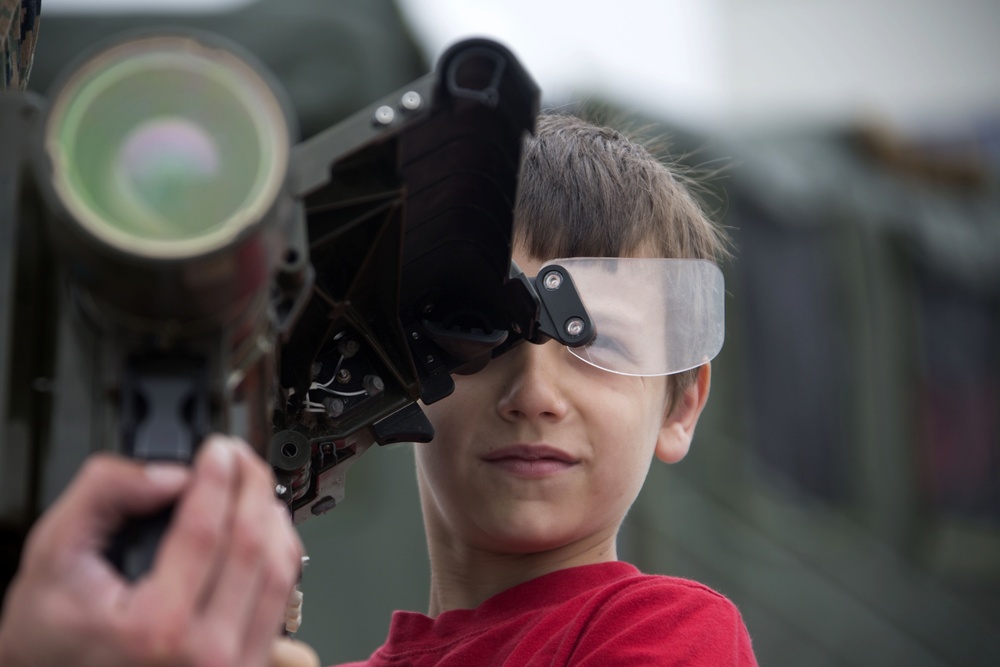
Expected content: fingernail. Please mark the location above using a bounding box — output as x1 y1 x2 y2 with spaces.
144 462 189 488
204 436 235 471
232 436 258 459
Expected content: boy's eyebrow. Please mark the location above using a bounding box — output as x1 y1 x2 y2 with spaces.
585 303 645 330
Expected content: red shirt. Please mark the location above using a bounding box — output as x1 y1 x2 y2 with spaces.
333 561 757 666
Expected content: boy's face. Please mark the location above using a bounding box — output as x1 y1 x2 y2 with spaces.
415 251 691 559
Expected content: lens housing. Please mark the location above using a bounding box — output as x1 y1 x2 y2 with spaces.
45 33 289 260
37 31 296 330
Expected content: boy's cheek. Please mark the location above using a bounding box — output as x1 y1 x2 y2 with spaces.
424 376 493 426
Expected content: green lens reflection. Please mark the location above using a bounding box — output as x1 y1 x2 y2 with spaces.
112 117 222 239
46 37 287 257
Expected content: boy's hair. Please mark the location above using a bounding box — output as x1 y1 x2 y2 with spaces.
513 112 728 414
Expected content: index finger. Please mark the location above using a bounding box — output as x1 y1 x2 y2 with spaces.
140 436 240 615
22 454 189 578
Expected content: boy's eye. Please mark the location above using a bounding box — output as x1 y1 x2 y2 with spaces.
593 334 635 362
543 257 725 376
569 331 639 372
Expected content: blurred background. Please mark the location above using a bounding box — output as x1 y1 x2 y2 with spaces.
24 0 1000 664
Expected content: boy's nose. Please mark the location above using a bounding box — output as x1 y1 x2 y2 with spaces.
495 342 570 423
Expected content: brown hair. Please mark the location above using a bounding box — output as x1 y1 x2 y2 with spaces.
513 112 728 414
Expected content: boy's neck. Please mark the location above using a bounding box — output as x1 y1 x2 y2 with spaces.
424 535 618 617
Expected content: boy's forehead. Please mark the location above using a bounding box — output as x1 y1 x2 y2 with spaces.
512 243 663 275
511 249 547 276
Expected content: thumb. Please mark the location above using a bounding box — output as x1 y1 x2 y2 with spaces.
269 637 321 667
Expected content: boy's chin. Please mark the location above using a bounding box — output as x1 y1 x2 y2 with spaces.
473 522 614 560
469 523 571 555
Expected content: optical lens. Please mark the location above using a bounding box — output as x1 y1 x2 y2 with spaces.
46 36 288 258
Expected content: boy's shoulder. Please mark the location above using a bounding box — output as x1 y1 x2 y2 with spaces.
509 561 757 665
531 561 747 631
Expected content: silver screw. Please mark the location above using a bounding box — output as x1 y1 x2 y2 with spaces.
339 338 360 358
275 483 289 497
363 374 385 395
324 396 345 418
401 91 422 110
565 317 585 337
373 105 395 125
336 368 351 384
543 271 563 290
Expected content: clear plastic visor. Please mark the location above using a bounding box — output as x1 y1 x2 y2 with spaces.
543 258 725 376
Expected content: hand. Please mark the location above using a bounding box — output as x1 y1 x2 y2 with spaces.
0 436 308 667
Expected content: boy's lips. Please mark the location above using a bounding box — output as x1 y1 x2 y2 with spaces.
480 444 580 478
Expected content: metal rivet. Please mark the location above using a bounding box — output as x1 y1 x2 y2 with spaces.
565 317 585 337
339 338 360 358
324 396 345 417
363 374 385 395
401 91 422 110
373 105 394 125
543 271 563 290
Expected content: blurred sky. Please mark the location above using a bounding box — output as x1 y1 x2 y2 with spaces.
45 0 1000 133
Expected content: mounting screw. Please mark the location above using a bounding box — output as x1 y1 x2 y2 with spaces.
373 105 394 125
543 271 563 290
336 368 351 384
401 91 422 110
565 317 585 337
363 374 385 395
324 397 345 418
339 338 360 358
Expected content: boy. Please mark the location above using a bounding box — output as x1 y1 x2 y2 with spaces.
0 113 755 666
332 113 755 665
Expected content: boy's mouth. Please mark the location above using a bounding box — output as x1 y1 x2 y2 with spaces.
481 444 579 478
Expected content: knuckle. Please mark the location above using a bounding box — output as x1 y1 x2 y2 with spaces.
242 451 278 492
230 516 267 562
176 512 224 558
118 611 192 665
80 452 136 483
259 544 299 601
268 556 298 596
78 454 110 480
192 639 240 667
19 520 55 567
73 454 120 492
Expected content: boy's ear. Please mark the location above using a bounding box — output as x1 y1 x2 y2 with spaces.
654 363 711 464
